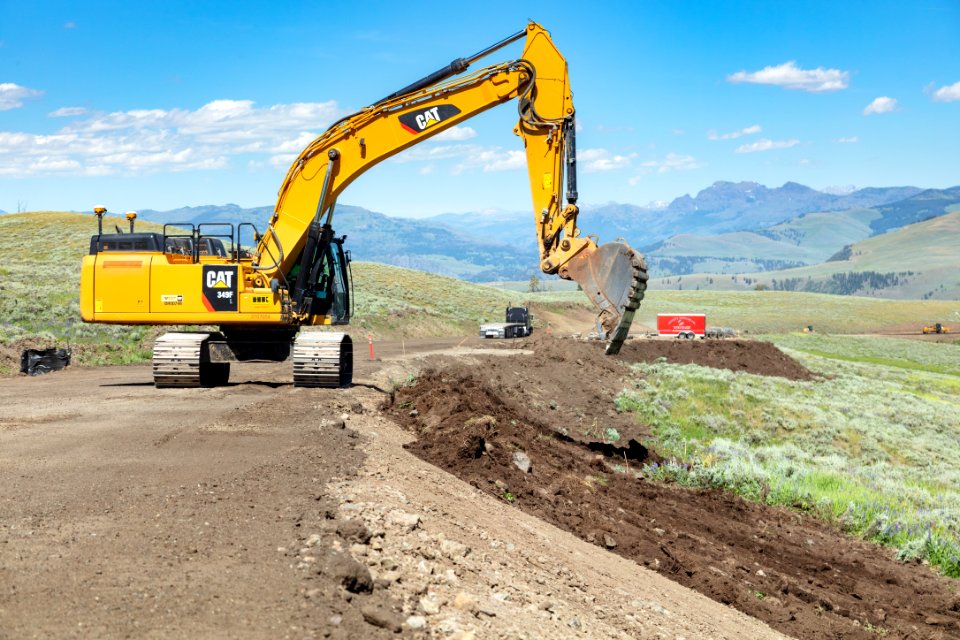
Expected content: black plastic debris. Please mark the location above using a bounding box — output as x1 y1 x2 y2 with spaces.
20 348 71 376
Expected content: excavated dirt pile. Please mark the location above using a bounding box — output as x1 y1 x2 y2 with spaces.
388 336 960 640
617 338 817 380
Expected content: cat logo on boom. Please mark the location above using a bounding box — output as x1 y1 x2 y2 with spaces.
398 104 462 135
201 265 238 312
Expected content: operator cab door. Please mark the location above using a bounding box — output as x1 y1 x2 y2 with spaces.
308 239 351 325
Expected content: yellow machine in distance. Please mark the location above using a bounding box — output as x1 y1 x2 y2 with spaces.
922 323 951 334
80 22 649 387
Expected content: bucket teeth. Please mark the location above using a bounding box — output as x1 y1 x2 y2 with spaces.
605 251 649 355
564 241 648 355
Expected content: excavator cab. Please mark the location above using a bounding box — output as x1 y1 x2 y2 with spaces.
300 235 352 324
286 218 353 325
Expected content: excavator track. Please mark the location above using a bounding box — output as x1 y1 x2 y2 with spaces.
153 332 230 388
292 332 353 388
153 332 207 388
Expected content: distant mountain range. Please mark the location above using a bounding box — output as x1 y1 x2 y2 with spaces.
643 186 960 276
128 180 959 296
425 182 926 252
651 210 960 300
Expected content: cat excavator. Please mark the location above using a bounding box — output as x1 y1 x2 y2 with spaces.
80 22 648 387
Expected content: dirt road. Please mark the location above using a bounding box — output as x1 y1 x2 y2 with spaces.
2 336 957 639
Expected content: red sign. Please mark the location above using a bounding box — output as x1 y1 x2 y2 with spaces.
657 314 706 336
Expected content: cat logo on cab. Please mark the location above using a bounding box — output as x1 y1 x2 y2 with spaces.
201 265 238 312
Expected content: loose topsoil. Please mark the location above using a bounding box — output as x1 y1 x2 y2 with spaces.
388 335 960 639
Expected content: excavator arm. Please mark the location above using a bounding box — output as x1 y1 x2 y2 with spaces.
255 22 647 353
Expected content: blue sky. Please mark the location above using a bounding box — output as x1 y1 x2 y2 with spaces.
1 0 958 217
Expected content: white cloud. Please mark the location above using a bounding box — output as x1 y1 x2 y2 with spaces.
578 148 636 172
49 106 88 117
431 125 477 141
727 61 849 93
932 81 960 102
735 138 800 153
0 83 44 111
834 136 858 143
0 99 345 177
707 124 761 140
392 142 527 174
863 96 897 115
455 148 525 173
629 153 703 184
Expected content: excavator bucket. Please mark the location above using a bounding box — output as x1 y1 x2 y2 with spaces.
564 242 648 355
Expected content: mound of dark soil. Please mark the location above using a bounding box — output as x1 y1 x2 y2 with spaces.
387 341 959 640
617 338 816 381
499 335 815 381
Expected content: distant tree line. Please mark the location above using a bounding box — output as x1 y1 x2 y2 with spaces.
826 244 853 262
649 255 806 277
770 271 915 294
754 228 804 245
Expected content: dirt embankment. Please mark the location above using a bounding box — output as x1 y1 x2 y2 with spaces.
388 336 960 639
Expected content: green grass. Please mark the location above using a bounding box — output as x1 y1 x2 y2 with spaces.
634 289 960 335
616 336 960 577
771 334 960 376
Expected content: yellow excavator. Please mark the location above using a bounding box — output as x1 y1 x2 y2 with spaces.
80 22 648 387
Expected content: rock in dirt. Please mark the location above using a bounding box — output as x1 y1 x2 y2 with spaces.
419 593 443 614
321 417 347 429
512 451 532 474
453 591 478 613
603 534 618 549
405 615 427 630
321 551 373 593
440 538 470 559
337 519 372 544
361 603 404 632
387 509 421 532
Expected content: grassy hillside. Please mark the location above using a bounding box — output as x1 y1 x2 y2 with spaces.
0 212 160 373
351 262 581 336
617 334 960 576
651 211 960 300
